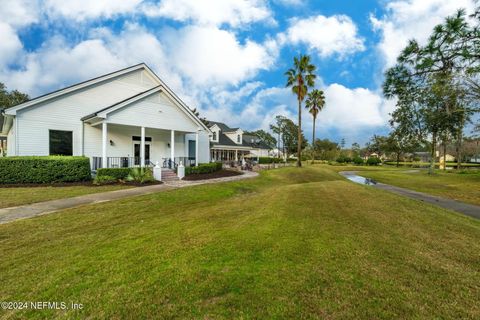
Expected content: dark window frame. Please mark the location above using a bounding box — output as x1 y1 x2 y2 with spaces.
132 136 152 142
49 129 73 156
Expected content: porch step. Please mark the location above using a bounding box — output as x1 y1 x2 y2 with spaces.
161 169 180 181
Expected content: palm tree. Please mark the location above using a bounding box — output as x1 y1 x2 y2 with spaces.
305 89 325 163
285 55 316 167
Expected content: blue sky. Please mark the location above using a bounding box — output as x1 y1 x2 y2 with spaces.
0 0 476 146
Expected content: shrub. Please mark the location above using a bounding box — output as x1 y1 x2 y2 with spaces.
127 168 154 184
336 155 352 163
0 156 91 184
185 162 223 175
352 156 364 165
258 157 282 164
366 157 382 166
97 168 131 180
93 175 117 185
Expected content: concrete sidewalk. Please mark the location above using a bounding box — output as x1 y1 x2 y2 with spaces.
339 171 480 219
0 171 258 224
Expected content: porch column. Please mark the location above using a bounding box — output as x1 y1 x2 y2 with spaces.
170 130 175 167
102 121 107 168
195 131 199 166
140 126 145 167
80 121 85 156
235 150 238 162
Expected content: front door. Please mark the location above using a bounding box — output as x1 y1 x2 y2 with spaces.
134 143 150 165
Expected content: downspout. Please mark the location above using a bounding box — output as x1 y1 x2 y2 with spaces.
15 115 19 156
80 121 85 156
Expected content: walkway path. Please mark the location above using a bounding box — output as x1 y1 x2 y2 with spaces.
339 171 480 219
0 171 258 225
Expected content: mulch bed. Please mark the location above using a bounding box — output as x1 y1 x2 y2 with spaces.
0 180 162 188
182 170 243 181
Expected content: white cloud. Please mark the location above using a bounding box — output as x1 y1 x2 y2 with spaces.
0 0 40 28
165 25 277 86
371 0 476 68
0 23 23 67
281 14 365 58
2 37 125 95
0 23 186 96
321 84 391 128
142 0 273 27
43 0 142 21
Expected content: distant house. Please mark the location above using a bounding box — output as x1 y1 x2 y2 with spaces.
469 155 480 163
412 151 431 162
208 121 271 162
439 153 456 162
0 63 211 170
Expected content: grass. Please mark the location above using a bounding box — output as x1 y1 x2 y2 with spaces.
332 165 480 206
383 161 480 167
0 166 479 319
0 184 132 209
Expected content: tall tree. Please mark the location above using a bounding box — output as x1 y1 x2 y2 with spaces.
305 89 325 163
270 115 287 158
383 8 480 173
282 117 307 157
0 83 29 110
244 129 276 149
285 55 316 167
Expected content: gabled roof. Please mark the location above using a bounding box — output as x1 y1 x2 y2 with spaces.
208 120 271 150
242 134 271 149
5 63 146 115
208 121 232 131
5 63 211 132
81 86 161 121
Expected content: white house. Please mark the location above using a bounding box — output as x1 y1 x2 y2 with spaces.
0 63 211 170
208 121 271 162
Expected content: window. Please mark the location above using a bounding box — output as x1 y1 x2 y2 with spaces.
132 136 152 142
49 130 73 156
237 134 241 143
212 132 217 141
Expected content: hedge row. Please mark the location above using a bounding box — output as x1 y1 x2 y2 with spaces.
185 162 223 175
258 157 283 164
0 156 91 184
96 168 131 180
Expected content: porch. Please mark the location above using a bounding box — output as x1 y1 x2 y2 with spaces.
210 148 252 164
91 156 196 170
84 122 201 171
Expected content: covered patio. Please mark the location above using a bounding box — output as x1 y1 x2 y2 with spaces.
82 122 201 170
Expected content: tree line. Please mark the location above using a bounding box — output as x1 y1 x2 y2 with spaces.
383 7 480 173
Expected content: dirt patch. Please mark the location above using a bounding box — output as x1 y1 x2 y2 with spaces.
183 170 244 181
0 180 162 188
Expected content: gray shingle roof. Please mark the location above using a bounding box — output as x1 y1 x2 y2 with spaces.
208 120 271 150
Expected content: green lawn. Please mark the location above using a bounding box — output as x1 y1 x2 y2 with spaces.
332 165 480 206
0 167 479 319
0 185 133 209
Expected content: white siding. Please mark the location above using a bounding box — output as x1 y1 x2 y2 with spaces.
185 132 210 163
250 148 270 157
11 67 210 162
106 92 198 132
6 120 15 156
84 124 188 164
15 69 156 156
224 131 243 145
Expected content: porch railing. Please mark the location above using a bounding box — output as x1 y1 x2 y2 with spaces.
92 157 147 170
92 157 194 170
162 157 196 169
